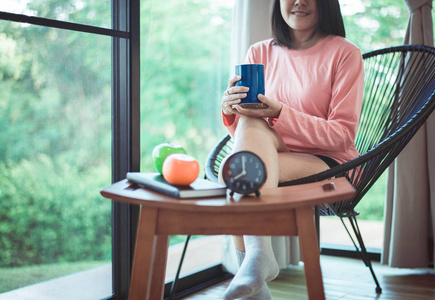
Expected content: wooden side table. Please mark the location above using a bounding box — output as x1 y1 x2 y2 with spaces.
101 177 354 300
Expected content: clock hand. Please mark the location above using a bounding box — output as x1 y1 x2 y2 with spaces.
233 170 246 180
242 155 246 173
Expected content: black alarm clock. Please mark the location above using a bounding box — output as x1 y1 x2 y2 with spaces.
222 151 267 197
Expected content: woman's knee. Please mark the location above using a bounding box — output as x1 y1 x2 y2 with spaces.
237 116 268 130
234 116 270 139
235 116 287 151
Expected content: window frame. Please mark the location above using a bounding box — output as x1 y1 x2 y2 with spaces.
110 0 141 298
0 1 137 299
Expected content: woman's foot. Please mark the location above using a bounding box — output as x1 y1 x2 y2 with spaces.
240 282 272 300
223 236 279 299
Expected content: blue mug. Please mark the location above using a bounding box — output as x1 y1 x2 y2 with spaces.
235 64 267 109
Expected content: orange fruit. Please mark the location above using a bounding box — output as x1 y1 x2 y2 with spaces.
162 153 200 186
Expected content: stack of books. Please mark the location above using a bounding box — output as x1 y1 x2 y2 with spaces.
126 172 227 199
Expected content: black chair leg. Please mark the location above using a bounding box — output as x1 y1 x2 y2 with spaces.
168 235 191 300
340 215 382 294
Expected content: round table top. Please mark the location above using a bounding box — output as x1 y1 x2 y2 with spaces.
100 178 354 213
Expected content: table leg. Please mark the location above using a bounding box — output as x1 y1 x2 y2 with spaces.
296 206 325 300
129 207 159 300
149 235 170 300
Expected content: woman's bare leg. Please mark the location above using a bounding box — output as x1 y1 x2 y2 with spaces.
229 116 330 250
221 116 330 299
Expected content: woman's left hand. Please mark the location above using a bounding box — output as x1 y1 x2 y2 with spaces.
233 94 283 118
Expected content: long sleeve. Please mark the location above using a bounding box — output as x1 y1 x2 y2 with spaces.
222 36 364 164
271 48 364 155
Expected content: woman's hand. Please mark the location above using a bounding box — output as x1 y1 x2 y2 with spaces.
222 76 283 118
233 94 283 118
221 76 249 116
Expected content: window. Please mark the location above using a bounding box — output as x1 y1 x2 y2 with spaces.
140 0 233 172
1 0 235 298
320 0 410 254
0 1 133 299
0 0 111 27
139 0 234 293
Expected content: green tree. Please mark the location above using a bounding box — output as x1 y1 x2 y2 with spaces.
0 157 111 267
343 0 409 53
0 0 112 267
342 0 411 221
139 0 233 173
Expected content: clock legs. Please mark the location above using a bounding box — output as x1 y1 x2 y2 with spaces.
228 190 261 199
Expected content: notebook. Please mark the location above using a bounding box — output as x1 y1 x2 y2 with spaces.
126 172 227 199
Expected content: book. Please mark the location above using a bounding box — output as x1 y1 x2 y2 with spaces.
126 172 227 199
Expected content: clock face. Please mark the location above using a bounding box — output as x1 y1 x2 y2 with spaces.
222 151 267 195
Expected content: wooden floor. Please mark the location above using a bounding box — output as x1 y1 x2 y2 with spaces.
184 255 435 299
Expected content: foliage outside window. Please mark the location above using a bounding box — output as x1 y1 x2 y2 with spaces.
139 0 233 176
0 0 112 295
341 0 409 221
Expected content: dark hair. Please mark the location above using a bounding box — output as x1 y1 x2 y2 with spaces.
271 0 346 49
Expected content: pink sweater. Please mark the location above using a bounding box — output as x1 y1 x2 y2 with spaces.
223 35 364 164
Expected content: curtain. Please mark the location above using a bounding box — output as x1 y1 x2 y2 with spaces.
382 0 434 268
222 0 302 275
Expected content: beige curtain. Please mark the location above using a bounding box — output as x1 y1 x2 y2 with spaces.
229 0 273 69
222 0 302 275
382 0 434 268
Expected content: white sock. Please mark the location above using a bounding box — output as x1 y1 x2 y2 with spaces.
236 249 245 267
240 282 272 300
233 250 272 300
223 236 279 300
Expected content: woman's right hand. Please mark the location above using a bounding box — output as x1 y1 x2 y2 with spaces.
221 75 249 115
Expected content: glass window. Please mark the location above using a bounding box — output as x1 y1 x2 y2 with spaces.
140 0 234 280
341 0 409 53
0 0 111 28
320 0 410 252
0 18 112 299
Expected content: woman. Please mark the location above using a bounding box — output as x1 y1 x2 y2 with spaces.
220 0 364 299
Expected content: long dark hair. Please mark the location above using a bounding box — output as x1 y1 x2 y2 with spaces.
271 0 346 49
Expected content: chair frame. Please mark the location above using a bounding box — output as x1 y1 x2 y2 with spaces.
170 44 435 297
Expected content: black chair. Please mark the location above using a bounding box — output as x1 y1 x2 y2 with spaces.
170 45 435 297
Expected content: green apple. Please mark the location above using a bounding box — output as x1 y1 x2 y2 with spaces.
152 142 187 174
